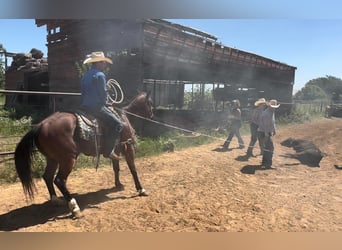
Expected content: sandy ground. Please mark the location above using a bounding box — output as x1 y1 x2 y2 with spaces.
0 117 341 232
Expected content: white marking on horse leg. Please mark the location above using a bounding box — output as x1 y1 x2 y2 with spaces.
68 198 81 217
138 188 148 196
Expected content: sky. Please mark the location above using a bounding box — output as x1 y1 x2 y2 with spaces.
1 18 342 93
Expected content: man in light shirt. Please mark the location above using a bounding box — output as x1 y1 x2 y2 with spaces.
257 99 280 169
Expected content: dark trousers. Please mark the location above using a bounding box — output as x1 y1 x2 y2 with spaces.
246 122 264 156
95 106 123 156
223 125 244 148
258 131 274 167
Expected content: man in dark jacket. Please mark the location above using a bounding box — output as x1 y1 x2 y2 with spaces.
222 99 245 150
246 98 267 157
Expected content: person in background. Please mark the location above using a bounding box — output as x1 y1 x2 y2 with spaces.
80 51 123 160
246 98 267 157
257 99 280 169
222 99 245 150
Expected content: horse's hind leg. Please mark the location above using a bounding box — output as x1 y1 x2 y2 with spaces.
53 158 81 218
42 158 64 205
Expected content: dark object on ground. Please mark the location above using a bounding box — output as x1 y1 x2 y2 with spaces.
280 138 324 167
325 104 342 118
334 165 342 170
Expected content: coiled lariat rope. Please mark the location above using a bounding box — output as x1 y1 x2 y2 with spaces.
107 79 124 104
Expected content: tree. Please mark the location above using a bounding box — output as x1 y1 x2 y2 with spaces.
294 84 327 101
294 75 342 101
0 44 5 89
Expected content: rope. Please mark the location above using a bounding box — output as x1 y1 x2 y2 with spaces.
106 79 124 104
117 107 225 141
117 107 275 154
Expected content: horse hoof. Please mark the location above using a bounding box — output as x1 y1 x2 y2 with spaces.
114 184 125 191
138 189 148 196
68 198 82 219
72 210 83 219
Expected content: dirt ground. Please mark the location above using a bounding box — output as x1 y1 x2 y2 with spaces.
0 117 341 232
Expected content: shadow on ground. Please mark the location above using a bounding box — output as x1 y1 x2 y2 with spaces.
240 165 276 174
0 187 136 231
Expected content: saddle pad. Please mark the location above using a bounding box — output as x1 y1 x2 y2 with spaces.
74 113 98 142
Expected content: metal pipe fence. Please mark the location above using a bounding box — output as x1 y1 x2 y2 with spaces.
0 90 81 158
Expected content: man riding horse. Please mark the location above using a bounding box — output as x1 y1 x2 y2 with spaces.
80 51 123 161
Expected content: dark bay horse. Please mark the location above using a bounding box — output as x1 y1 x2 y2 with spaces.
14 92 153 218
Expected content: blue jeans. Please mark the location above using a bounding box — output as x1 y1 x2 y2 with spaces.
223 123 244 148
90 106 123 156
258 131 274 167
247 122 264 155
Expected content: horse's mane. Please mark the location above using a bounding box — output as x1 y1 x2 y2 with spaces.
124 92 148 109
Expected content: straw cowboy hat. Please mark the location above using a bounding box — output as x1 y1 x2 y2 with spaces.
268 99 280 108
83 51 113 64
254 98 267 106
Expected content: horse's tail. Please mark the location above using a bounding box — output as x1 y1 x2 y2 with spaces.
14 126 41 199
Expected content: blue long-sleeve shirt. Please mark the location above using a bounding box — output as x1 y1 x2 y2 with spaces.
80 67 108 111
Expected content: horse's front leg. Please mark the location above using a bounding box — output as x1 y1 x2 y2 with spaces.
124 144 148 196
112 159 124 191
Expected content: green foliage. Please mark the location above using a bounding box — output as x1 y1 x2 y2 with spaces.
0 161 18 184
0 109 32 136
295 75 342 102
0 152 46 184
294 85 327 101
0 56 4 89
9 103 49 123
29 152 47 178
183 85 214 110
135 128 219 158
0 47 5 101
75 61 91 80
277 103 323 125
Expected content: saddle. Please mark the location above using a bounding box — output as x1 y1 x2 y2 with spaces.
74 108 123 143
73 108 123 169
74 110 101 142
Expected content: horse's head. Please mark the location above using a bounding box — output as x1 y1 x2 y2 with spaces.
125 91 154 119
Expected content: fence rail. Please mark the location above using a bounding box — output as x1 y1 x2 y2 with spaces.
0 90 81 159
0 89 81 113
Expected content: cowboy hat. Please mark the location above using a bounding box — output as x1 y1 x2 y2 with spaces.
254 98 267 106
83 51 113 64
268 99 280 108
